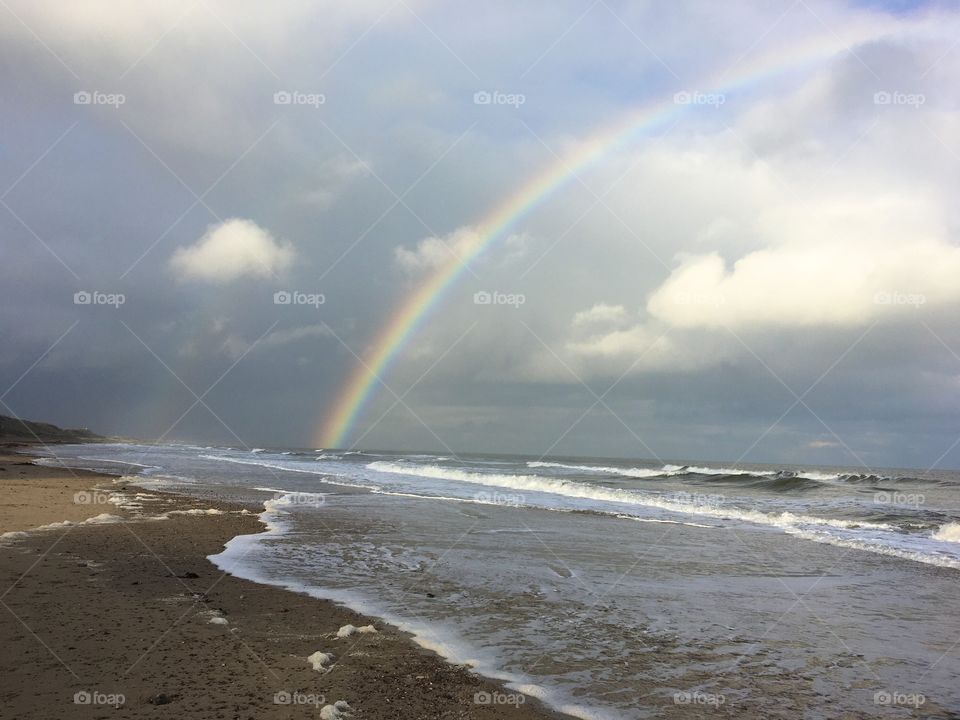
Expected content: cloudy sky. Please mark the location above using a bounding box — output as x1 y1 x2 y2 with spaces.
2 0 960 469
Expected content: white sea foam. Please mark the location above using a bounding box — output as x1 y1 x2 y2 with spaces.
75 456 154 468
793 471 843 481
788 529 960 570
167 508 225 516
615 514 715 529
528 461 681 477
681 465 775 476
200 455 377 493
932 522 960 543
527 460 774 478
200 454 325 474
367 462 893 534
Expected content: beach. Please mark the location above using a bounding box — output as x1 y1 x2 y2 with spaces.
3 441 958 719
0 450 567 719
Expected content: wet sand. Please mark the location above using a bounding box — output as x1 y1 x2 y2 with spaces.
0 450 568 719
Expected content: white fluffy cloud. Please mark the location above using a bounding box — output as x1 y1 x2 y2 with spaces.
170 218 294 283
394 226 530 276
394 227 482 275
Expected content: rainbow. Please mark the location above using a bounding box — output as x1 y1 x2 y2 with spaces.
316 18 900 448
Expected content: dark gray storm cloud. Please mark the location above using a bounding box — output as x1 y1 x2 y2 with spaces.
2 0 959 470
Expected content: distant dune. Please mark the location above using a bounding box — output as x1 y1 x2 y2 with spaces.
0 415 102 444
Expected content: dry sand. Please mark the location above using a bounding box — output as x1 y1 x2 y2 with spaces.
0 450 568 719
0 454 119 532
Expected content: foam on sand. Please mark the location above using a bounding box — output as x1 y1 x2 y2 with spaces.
307 651 334 670
1 513 125 542
336 624 377 638
319 700 351 719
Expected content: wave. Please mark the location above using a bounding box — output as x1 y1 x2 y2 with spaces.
200 454 326 474
788 470 838 481
789 529 960 570
75 456 155 469
523 461 922 486
761 475 826 491
368 462 892 533
527 460 783 479
932 522 960 543
527 461 681 478
682 465 775 476
367 462 960 571
800 471 892 483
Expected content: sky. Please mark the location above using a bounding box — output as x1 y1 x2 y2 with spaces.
2 0 960 470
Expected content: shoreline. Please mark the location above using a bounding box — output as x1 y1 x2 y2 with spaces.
0 447 572 719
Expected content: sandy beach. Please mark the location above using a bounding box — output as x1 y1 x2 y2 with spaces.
0 449 568 719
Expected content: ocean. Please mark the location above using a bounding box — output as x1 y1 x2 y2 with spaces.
40 443 960 719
